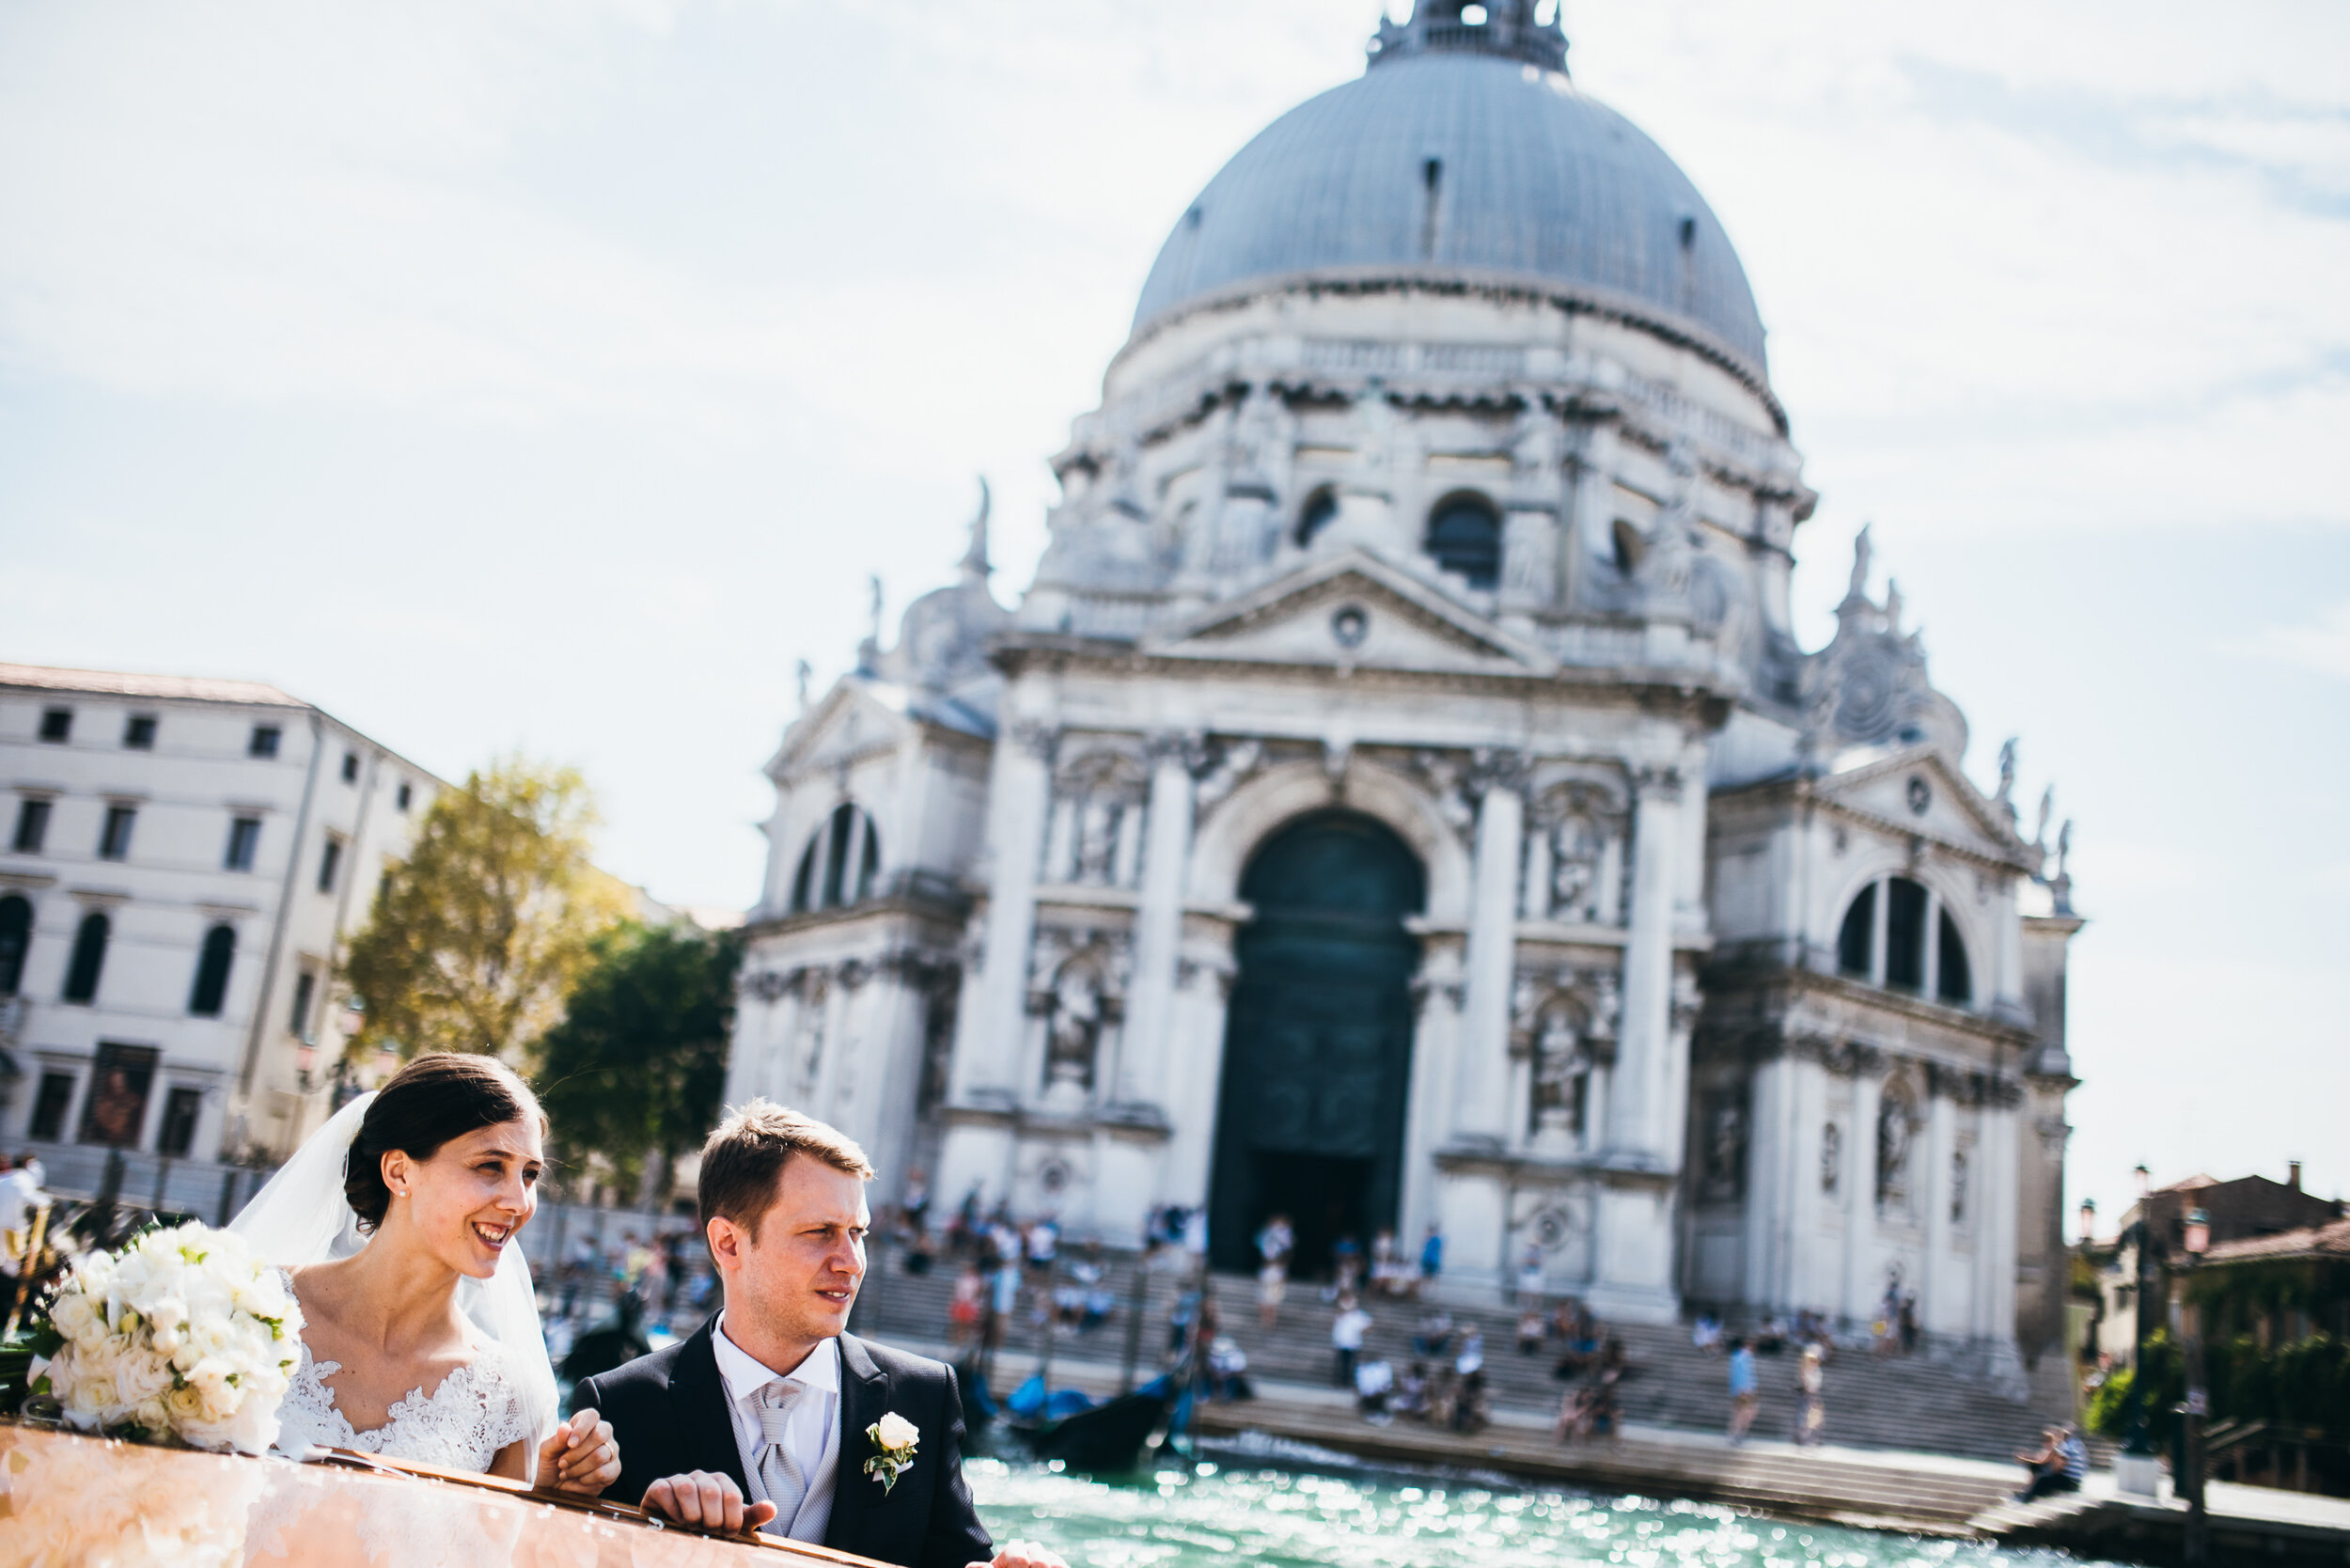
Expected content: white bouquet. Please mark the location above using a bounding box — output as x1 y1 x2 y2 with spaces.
32 1221 304 1455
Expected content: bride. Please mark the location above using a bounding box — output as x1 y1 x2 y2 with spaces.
230 1052 621 1492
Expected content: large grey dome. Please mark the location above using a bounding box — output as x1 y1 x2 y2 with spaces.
1131 42 1768 377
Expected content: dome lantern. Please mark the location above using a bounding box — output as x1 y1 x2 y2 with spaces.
1371 0 1568 73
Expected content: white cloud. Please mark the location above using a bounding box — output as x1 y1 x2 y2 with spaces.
2221 601 2350 681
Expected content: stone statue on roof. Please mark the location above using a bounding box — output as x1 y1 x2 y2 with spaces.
1847 523 1874 604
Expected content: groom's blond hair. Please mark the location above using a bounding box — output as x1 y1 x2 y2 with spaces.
699 1099 873 1241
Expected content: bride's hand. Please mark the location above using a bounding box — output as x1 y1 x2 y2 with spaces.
539 1408 621 1496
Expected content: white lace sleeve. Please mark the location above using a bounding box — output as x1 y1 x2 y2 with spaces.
468 1341 537 1462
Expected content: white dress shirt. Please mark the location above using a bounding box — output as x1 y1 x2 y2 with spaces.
710 1314 842 1544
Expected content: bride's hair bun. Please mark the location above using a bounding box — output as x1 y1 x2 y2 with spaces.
347 1052 547 1231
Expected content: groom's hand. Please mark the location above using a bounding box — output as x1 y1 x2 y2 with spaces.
641 1471 778 1535
971 1543 1069 1568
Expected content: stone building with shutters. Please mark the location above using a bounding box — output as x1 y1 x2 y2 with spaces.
724 2 2082 1364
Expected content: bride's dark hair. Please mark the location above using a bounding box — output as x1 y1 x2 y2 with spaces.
346 1052 547 1231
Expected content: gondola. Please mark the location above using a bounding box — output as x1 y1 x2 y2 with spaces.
984 1371 1173 1473
1025 1380 1172 1471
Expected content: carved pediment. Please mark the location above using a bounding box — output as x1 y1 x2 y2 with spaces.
1139 550 1555 678
1819 747 2020 863
766 680 917 782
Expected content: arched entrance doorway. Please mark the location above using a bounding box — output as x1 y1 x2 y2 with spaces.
1207 810 1424 1277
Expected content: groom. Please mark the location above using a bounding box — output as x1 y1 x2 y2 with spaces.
580 1102 1062 1568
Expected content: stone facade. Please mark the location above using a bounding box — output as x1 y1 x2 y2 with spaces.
724 3 2081 1357
0 665 442 1165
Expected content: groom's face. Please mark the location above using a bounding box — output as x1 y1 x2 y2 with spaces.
720 1154 870 1354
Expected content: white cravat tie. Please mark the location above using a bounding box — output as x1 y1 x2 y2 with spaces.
754 1379 809 1537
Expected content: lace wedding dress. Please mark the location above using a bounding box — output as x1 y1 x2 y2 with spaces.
273 1273 533 1473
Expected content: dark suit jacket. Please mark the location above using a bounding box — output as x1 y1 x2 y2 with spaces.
579 1323 993 1568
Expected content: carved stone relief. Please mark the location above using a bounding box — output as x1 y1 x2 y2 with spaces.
1876 1076 1919 1213
1522 777 1628 925
1042 748 1149 888
1190 737 1265 817
1700 1090 1748 1203
1026 927 1132 1107
1510 966 1619 1152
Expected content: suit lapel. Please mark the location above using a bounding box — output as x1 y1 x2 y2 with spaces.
669 1322 753 1496
824 1334 890 1551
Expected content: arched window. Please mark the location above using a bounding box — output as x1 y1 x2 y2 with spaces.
1836 884 1874 978
790 839 821 912
1885 877 1928 991
0 894 29 996
188 924 236 1017
1424 494 1501 590
63 911 109 1004
1294 488 1339 547
1936 909 1972 1005
788 803 881 915
1612 519 1646 577
1834 875 1972 1008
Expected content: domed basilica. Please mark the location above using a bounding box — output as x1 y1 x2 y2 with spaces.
726 2 2081 1366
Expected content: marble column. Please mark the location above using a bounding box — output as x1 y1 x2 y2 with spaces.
959 721 1056 1105
1842 1058 1883 1329
1607 768 1682 1164
1454 760 1525 1146
1982 1091 2021 1350
1788 1058 1827 1310
1922 1074 1956 1335
1124 736 1196 1107
1162 934 1237 1209
1742 1052 1793 1310
1402 943 1465 1254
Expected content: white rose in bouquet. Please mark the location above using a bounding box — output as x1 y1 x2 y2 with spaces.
34 1221 305 1455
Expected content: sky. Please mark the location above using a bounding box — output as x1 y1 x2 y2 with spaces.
3 0 2344 1225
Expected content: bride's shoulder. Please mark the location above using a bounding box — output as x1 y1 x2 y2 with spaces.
453 1330 525 1397
282 1256 359 1305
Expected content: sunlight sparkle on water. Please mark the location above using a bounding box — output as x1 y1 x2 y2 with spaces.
968 1458 2120 1568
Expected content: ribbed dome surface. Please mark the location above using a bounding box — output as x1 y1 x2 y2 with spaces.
1132 52 1767 374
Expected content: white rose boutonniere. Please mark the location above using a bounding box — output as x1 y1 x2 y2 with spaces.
863 1410 921 1495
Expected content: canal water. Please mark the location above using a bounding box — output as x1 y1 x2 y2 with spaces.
969 1456 2123 1568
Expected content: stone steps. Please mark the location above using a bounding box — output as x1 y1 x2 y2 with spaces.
849 1249 2069 1466
1186 1397 2022 1530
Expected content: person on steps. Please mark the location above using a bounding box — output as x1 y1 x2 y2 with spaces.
2013 1424 2088 1503
1726 1338 1759 1443
1794 1343 1825 1447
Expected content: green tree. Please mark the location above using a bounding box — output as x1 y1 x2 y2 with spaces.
536 920 743 1197
342 757 624 1062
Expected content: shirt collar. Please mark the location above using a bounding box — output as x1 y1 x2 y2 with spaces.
712 1313 842 1406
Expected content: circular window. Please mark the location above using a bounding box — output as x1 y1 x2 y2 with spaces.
1906 776 1932 816
1330 604 1370 649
